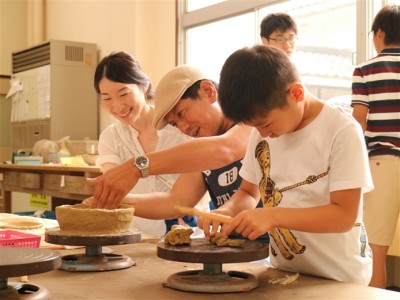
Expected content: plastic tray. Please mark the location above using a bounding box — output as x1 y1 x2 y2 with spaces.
0 229 41 248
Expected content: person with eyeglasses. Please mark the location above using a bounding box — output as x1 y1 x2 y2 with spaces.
351 4 400 289
260 12 298 56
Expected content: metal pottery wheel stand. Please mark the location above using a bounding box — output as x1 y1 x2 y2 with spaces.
0 247 61 300
45 228 141 272
157 238 269 293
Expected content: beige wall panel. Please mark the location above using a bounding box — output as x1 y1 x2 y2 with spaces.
0 0 28 75
45 0 176 133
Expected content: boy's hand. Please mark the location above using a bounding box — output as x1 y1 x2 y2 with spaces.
221 208 270 240
196 216 221 241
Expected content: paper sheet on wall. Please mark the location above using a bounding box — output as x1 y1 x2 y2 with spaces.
6 77 23 99
7 66 51 122
37 66 51 119
6 77 24 122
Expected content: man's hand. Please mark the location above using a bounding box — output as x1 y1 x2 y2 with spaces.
86 159 140 209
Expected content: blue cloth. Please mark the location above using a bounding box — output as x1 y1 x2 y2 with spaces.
165 215 198 233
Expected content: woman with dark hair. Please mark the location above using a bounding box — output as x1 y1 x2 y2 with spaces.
93 52 197 236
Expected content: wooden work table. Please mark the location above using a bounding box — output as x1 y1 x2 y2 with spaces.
10 242 400 300
0 163 102 213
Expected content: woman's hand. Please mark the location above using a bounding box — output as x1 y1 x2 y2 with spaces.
81 197 93 206
86 159 140 209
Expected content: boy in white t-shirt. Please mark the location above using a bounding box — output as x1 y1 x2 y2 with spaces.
197 45 373 285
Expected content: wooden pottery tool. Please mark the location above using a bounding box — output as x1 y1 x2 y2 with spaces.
174 205 232 224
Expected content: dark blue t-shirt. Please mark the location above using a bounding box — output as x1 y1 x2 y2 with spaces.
203 159 269 243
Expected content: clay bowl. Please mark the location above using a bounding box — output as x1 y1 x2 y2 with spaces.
55 204 134 235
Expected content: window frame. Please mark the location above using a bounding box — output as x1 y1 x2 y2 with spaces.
177 0 388 66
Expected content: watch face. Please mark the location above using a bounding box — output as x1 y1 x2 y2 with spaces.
136 156 148 168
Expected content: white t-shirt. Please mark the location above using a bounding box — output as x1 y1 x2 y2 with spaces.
240 104 373 285
98 121 190 237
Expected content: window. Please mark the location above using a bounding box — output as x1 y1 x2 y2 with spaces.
259 0 356 99
185 12 256 81
187 0 225 12
180 0 395 101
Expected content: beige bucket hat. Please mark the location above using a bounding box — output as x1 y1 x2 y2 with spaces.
153 65 207 130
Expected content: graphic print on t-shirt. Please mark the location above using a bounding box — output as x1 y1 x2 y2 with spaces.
256 140 306 260
255 140 330 259
203 160 242 208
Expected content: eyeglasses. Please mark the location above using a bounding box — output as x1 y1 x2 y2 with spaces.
268 36 298 44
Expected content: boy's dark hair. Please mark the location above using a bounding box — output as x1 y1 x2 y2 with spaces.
94 51 154 99
371 5 400 45
260 13 298 39
219 45 299 123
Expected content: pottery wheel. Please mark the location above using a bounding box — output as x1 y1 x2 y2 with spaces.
45 228 141 272
0 247 61 300
157 238 269 293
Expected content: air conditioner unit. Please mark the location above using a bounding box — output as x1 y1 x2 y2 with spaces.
10 39 98 151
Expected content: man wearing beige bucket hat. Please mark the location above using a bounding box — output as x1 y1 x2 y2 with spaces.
85 64 269 242
87 64 252 211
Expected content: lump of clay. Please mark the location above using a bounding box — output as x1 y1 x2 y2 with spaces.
164 224 194 246
210 232 245 248
55 203 134 235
